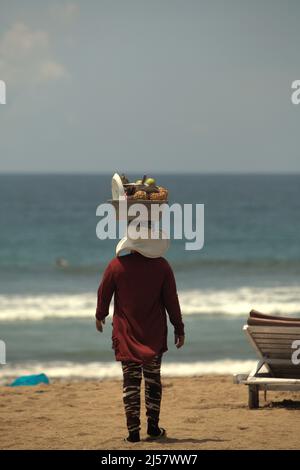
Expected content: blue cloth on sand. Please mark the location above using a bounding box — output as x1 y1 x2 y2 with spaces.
9 373 50 387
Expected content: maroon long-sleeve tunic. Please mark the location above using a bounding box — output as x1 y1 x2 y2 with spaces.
95 252 184 363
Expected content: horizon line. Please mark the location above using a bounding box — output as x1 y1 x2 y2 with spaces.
0 171 300 176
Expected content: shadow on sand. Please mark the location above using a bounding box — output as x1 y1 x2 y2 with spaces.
266 400 300 410
144 437 228 444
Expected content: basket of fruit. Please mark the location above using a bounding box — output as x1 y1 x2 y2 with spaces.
108 173 169 221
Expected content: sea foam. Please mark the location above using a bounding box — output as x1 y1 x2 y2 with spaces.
0 359 256 383
0 285 300 321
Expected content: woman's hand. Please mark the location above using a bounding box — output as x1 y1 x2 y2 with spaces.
96 318 105 332
175 334 185 349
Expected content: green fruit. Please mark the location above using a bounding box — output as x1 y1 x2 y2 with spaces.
145 177 156 186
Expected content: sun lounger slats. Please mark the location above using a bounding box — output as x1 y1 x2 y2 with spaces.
253 333 298 339
258 352 294 359
253 345 295 353
275 369 300 375
248 326 300 335
252 333 300 340
252 338 296 345
254 344 295 349
253 342 295 349
236 314 300 408
267 373 299 378
247 326 300 378
245 376 300 384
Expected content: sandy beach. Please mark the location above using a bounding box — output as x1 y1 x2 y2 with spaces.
1 375 300 450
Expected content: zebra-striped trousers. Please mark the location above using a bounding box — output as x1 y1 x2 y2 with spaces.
121 355 162 433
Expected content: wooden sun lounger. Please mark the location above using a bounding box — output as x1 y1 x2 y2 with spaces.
234 320 300 408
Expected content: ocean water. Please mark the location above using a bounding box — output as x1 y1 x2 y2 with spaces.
0 173 300 381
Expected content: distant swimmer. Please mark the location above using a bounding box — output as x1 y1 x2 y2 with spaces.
55 257 69 268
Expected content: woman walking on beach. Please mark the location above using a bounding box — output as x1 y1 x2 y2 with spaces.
95 227 185 443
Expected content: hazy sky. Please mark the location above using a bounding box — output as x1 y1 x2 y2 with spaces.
0 0 299 173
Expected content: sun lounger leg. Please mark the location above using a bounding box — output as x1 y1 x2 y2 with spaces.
248 385 259 409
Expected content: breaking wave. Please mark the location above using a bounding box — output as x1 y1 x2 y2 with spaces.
0 359 256 383
0 285 300 321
